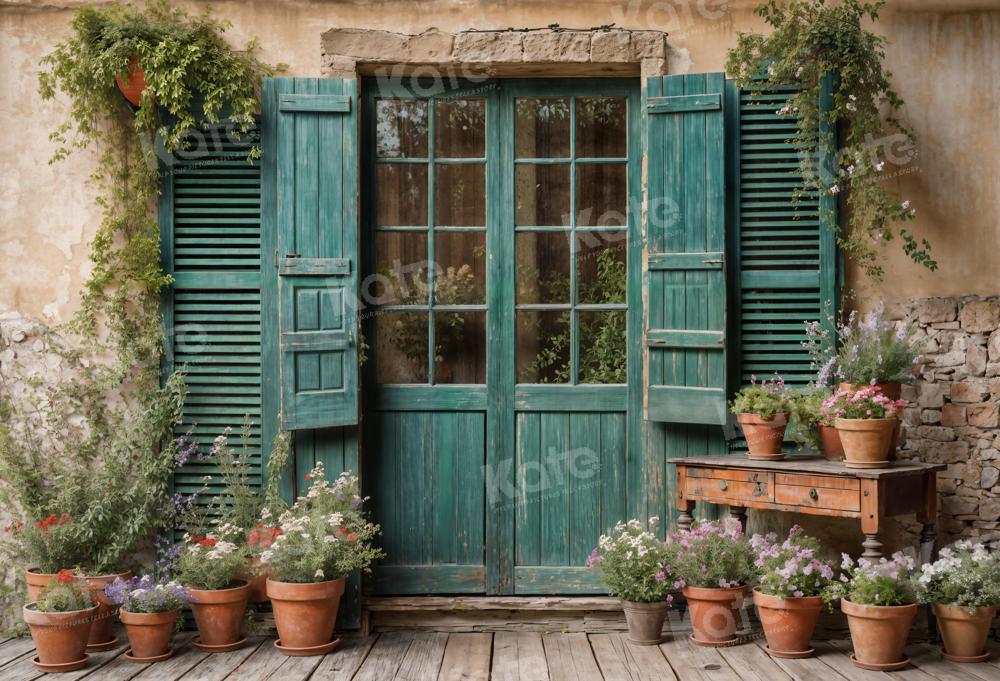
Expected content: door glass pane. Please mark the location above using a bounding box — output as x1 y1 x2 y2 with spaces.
377 164 428 226
435 231 486 305
576 163 626 226
376 312 428 383
516 231 570 304
375 232 429 306
435 164 486 226
579 311 626 384
576 97 627 158
434 311 486 384
516 164 570 226
516 310 570 384
577 232 627 305
435 99 486 158
376 99 428 158
515 98 570 158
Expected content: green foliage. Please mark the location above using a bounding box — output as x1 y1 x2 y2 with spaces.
836 305 923 385
916 541 1000 608
587 518 675 604
729 375 790 419
35 571 94 613
177 523 249 591
668 520 758 589
826 552 917 606
261 464 385 583
787 385 832 448
726 0 935 280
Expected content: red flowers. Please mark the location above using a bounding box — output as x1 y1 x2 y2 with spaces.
248 526 281 548
189 534 218 548
35 513 73 531
55 569 77 584
3 520 23 535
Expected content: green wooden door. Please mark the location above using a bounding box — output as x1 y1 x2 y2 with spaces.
362 79 642 595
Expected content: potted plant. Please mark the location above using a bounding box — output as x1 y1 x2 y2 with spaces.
730 375 791 460
18 514 85 602
788 386 843 459
916 541 1000 662
105 575 189 663
261 463 384 656
177 523 250 652
822 386 907 469
668 519 757 646
750 527 836 658
826 552 918 671
587 517 675 645
22 570 99 673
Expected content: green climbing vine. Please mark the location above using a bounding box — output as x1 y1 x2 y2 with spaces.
726 0 936 280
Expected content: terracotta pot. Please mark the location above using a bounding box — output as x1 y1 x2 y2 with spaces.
737 413 788 460
818 424 845 461
933 603 997 661
25 568 58 603
81 570 132 648
683 584 748 645
620 600 669 646
838 382 902 460
23 602 99 669
267 577 344 653
835 417 897 469
114 56 147 106
187 581 250 648
753 589 824 657
841 598 917 669
120 609 178 660
241 559 270 604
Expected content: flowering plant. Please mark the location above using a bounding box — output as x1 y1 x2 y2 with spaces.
104 574 189 614
826 552 917 606
34 570 94 612
586 518 675 604
667 519 757 590
16 513 87 574
916 541 1000 609
836 306 923 385
820 386 907 421
260 463 384 584
176 523 248 591
729 375 791 420
787 386 832 448
751 526 835 598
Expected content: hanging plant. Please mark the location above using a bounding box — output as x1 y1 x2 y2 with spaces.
726 0 936 281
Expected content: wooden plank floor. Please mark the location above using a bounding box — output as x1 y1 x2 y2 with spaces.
1 633 997 681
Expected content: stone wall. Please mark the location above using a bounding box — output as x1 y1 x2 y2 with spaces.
894 297 1000 549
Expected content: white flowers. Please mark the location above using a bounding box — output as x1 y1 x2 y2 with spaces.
314 569 325 580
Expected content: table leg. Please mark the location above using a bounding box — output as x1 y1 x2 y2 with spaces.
862 534 883 559
678 501 696 531
860 479 882 559
918 472 939 641
729 506 747 534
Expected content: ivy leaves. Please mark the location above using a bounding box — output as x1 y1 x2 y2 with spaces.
726 0 936 281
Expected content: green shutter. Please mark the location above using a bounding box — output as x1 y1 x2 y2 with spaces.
272 79 360 430
644 73 728 426
729 81 838 389
161 125 265 501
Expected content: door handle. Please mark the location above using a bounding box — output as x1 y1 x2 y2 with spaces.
285 252 301 258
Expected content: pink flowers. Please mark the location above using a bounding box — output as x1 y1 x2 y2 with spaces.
820 385 907 422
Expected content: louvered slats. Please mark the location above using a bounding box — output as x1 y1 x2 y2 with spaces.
168 127 263 499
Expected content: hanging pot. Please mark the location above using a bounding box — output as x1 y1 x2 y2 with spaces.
817 424 845 461
933 603 996 662
267 577 344 656
835 417 897 469
114 56 147 106
753 588 824 658
620 600 670 646
737 413 788 460
841 598 916 671
682 584 748 646
838 382 902 459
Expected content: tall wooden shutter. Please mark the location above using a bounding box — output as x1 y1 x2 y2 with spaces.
272 79 360 431
161 125 265 501
644 73 728 426
729 81 838 389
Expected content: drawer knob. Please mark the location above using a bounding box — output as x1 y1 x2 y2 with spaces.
719 481 728 491
809 488 819 500
752 484 764 498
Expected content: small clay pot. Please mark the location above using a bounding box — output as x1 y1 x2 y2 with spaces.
25 568 58 603
120 609 178 660
81 570 132 648
240 558 270 604
933 603 997 661
753 589 824 657
114 56 147 106
841 598 917 669
738 413 788 460
267 577 344 654
187 581 250 649
838 382 902 460
817 424 845 461
23 602 99 670
835 417 897 469
620 600 669 646
683 584 748 646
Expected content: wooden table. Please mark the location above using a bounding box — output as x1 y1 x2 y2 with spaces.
668 455 946 560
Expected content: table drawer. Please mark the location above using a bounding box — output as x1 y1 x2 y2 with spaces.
685 476 772 504
775 473 860 491
774 482 861 512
